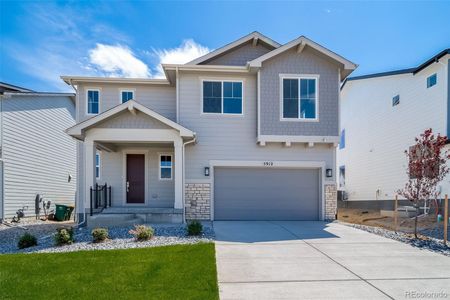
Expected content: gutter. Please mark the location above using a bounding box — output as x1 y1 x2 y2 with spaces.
182 136 197 223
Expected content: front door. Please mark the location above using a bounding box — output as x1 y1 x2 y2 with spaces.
126 154 145 204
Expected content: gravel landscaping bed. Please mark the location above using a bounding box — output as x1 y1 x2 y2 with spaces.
341 221 450 256
0 221 214 254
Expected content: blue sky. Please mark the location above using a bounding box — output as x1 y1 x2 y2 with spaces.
1 1 449 92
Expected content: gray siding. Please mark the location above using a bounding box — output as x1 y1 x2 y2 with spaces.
96 111 172 129
201 42 272 66
98 146 174 208
77 83 176 123
260 47 340 136
2 95 76 218
178 72 335 180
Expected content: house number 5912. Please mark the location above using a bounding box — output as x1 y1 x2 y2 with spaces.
263 161 274 166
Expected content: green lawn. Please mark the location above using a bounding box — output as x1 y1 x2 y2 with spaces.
0 243 219 300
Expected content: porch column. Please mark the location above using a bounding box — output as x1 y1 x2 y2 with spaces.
84 140 96 209
174 138 183 209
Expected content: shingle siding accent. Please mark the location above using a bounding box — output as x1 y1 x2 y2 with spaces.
260 47 340 136
185 183 211 220
325 183 337 220
202 42 272 66
96 110 172 129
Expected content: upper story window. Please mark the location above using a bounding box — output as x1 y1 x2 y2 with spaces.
392 95 400 106
87 89 100 114
159 154 172 180
121 90 134 103
202 80 243 114
95 151 101 179
339 129 345 149
427 73 437 88
281 75 318 120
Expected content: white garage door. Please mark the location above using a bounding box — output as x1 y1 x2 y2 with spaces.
214 167 320 220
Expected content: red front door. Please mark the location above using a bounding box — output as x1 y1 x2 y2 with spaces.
126 154 145 204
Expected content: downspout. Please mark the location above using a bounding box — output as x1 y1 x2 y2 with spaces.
182 137 196 223
67 80 86 228
176 67 179 123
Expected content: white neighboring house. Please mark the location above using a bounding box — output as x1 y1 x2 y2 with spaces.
338 49 450 204
0 82 77 221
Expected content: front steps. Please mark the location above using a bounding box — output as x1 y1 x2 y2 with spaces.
87 207 183 228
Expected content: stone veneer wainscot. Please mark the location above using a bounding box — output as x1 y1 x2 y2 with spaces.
185 183 211 220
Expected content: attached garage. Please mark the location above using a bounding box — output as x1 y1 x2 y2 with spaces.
213 167 321 221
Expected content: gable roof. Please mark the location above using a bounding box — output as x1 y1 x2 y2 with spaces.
248 36 357 79
186 31 281 65
66 100 195 140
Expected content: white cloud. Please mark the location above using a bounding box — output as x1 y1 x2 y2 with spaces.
89 44 150 78
153 40 211 78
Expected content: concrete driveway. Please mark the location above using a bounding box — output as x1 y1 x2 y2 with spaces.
214 221 450 299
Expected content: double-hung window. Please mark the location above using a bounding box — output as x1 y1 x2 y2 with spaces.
121 90 134 103
281 76 318 120
87 89 100 114
159 155 172 180
203 80 243 114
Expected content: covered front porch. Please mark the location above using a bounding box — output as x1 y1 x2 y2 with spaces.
67 100 196 225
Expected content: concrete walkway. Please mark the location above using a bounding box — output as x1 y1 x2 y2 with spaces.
214 221 450 299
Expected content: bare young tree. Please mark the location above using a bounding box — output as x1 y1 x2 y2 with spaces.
398 129 450 238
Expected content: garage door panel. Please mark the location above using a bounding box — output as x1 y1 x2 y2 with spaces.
214 168 320 220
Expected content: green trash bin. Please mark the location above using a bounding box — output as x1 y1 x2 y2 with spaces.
55 204 68 221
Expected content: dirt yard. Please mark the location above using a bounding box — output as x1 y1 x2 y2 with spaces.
338 208 442 234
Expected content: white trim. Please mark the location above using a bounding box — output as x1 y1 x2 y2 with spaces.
86 88 101 115
258 135 340 144
208 160 326 221
67 100 195 139
61 76 170 85
122 149 149 206
248 36 357 71
257 70 261 139
119 88 135 104
158 153 173 181
279 74 319 122
186 32 280 65
200 78 245 116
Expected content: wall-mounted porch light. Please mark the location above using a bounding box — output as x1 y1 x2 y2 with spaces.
326 169 333 178
204 167 210 177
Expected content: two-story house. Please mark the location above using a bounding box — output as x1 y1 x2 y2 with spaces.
338 49 450 208
62 32 357 226
0 82 76 221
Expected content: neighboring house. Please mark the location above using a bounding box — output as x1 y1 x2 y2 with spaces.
0 82 77 221
338 49 450 206
62 32 356 226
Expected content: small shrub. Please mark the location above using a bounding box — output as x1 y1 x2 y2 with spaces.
18 233 38 249
92 228 109 243
187 220 203 236
54 227 74 246
129 225 154 242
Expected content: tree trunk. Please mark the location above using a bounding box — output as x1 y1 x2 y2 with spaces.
414 208 418 238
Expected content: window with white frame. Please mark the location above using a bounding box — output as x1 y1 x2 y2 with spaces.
159 155 172 180
87 90 100 114
121 90 134 103
427 73 437 88
95 152 101 179
202 80 243 114
282 76 318 120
